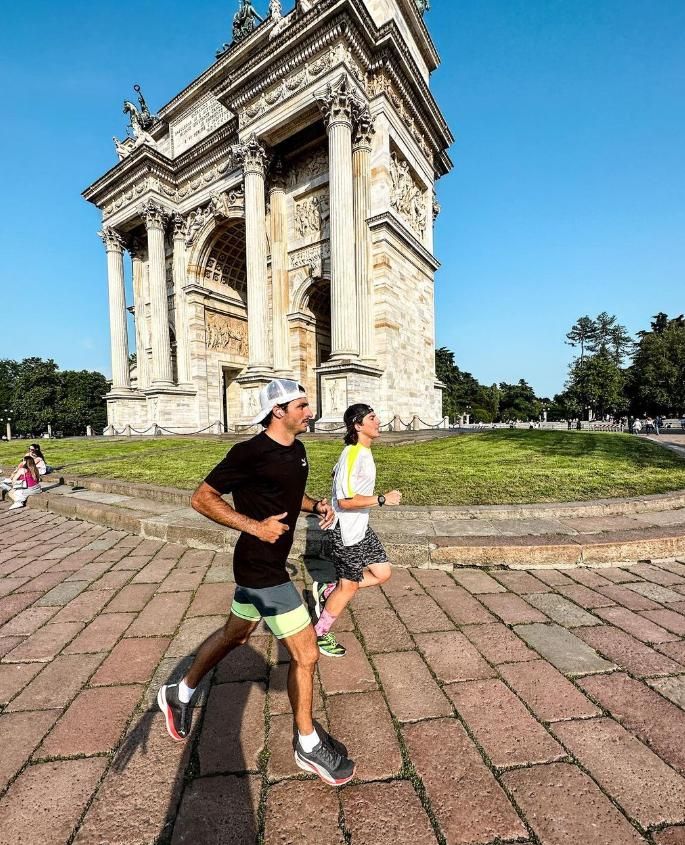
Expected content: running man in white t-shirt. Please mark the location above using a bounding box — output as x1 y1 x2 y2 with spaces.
312 403 401 657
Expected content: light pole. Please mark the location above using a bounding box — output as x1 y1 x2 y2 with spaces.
466 404 472 426
0 409 12 441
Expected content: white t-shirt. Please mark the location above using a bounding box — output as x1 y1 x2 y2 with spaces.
330 444 376 546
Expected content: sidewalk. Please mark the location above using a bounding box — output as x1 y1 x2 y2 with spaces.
1 504 685 844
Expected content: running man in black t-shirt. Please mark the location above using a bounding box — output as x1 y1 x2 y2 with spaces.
157 379 355 786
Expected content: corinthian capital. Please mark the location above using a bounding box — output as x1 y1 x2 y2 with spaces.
316 74 359 130
352 102 375 149
233 133 271 177
99 226 125 252
139 199 170 231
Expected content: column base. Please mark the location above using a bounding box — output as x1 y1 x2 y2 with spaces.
313 361 384 428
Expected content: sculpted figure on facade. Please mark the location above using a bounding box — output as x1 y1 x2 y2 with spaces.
390 152 426 239
206 312 248 354
415 0 430 13
232 0 264 42
287 145 328 189
294 191 330 239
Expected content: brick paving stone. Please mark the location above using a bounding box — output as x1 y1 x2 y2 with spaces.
478 592 548 624
327 691 402 780
170 774 261 845
214 635 271 683
656 641 685 663
0 577 30 596
0 758 108 845
204 564 234 583
669 601 685 616
342 781 438 845
165 614 225 658
654 827 685 845
133 538 165 556
631 563 685 586
35 580 89 606
157 565 208 593
0 605 59 636
187 582 233 616
514 623 617 675
524 568 575 586
131 558 177 583
63 612 135 654
74 711 191 845
104 581 157 612
388 593 454 633
567 568 614 589
446 678 564 767
647 675 685 709
425 584 495 625
452 568 507 594
552 717 685 827
354 606 413 652
0 661 42 704
0 591 42 625
318 633 377 695
50 589 115 623
525 592 600 627
411 568 455 588
600 566 644 583
382 567 424 597
264 780 345 845
578 672 685 774
7 652 105 711
268 661 324 716
597 583 662 611
37 684 142 758
266 711 302 779
90 637 170 686
556 583 617 608
404 717 527 844
0 709 61 790
88 570 131 591
374 651 450 722
491 570 551 593
653 560 685 577
125 591 192 637
198 681 266 774
3 620 84 662
462 622 537 664
64 561 113 584
575 625 684 677
13 558 57 578
498 659 601 721
594 606 680 643
502 762 647 845
626 582 685 603
0 635 23 656
414 630 497 683
640 608 685 635
110 554 154 572
177 548 215 568
15 571 69 593
144 654 212 710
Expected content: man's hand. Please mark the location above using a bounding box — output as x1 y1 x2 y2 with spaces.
384 490 402 506
256 512 289 543
315 497 335 529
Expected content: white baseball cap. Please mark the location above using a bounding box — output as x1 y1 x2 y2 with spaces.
251 378 306 425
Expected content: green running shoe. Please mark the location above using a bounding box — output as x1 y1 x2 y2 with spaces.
317 632 346 658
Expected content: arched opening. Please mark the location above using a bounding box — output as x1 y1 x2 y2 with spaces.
200 220 248 303
306 278 331 367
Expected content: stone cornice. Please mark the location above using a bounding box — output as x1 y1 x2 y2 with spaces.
367 212 440 271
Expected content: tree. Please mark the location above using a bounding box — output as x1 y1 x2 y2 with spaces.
435 347 484 421
56 370 109 436
565 316 596 364
0 360 19 415
626 314 685 415
11 358 60 435
565 351 627 418
498 380 541 421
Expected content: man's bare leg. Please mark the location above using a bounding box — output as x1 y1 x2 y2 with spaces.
184 613 258 689
281 623 318 735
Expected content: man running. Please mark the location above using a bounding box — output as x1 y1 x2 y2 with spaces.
157 378 355 786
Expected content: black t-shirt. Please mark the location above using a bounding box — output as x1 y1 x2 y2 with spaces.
204 432 309 588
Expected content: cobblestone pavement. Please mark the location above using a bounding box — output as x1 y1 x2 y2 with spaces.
2 506 685 844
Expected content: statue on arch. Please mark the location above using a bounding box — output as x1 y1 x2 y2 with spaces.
415 0 430 13
232 0 264 41
123 84 157 143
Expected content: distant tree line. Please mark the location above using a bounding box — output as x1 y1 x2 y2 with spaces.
0 358 109 437
437 311 685 423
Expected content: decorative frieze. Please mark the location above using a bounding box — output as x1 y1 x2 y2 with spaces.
294 190 330 239
389 152 426 239
206 311 248 355
367 71 431 159
287 145 328 189
289 241 330 276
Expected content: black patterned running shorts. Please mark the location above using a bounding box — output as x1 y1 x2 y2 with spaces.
329 523 389 582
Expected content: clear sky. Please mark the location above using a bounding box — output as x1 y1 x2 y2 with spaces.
1 0 683 397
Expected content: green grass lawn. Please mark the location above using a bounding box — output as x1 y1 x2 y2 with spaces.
1 431 684 505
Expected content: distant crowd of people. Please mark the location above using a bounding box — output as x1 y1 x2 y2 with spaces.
0 444 51 510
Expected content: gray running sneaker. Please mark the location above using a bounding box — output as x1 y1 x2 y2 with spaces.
312 580 332 620
295 734 355 786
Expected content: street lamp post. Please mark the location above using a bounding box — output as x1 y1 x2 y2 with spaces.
0 409 12 441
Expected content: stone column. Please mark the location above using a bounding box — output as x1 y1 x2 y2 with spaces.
141 200 173 386
172 214 192 385
234 134 272 375
352 104 375 361
129 237 150 390
100 227 131 391
316 75 358 360
269 158 291 375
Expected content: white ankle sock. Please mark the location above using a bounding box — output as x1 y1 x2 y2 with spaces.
298 728 320 753
178 680 195 703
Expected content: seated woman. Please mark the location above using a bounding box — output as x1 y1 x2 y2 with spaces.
26 443 49 476
4 455 42 510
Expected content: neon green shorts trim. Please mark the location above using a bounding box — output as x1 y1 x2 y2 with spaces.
231 581 311 640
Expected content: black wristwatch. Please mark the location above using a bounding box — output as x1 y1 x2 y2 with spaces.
377 495 386 507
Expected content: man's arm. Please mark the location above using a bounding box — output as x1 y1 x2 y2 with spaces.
191 482 289 544
302 493 335 529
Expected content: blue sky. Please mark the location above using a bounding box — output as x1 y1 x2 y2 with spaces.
1 0 683 397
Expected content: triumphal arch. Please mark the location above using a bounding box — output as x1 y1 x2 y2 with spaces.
83 0 452 432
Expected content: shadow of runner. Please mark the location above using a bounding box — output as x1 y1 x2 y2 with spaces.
73 642 286 845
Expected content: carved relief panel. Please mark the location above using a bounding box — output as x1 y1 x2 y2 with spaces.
389 151 427 241
205 311 248 357
293 189 330 241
